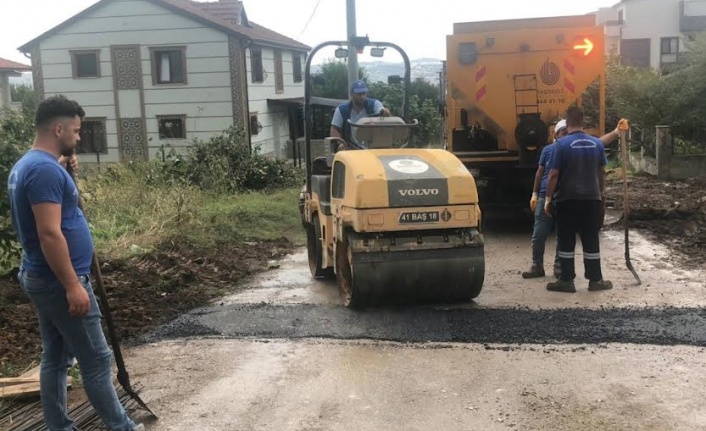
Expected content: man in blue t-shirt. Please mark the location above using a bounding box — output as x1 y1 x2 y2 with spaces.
523 117 625 280
330 80 390 150
522 119 567 279
543 106 613 293
8 95 143 431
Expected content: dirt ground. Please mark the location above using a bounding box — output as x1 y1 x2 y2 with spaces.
0 238 295 375
605 173 706 268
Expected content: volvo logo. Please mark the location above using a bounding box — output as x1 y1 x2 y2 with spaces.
399 189 440 196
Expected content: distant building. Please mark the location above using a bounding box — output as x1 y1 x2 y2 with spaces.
594 0 706 73
18 0 312 162
0 57 31 115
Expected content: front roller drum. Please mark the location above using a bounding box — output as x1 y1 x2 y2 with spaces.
336 234 485 308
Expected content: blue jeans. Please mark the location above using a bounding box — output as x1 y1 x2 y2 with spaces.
18 268 136 431
532 197 560 270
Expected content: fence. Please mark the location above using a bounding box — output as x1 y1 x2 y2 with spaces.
629 126 706 179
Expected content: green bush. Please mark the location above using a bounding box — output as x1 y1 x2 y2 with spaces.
0 111 34 273
158 126 301 192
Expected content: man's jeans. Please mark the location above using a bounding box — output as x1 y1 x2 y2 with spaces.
18 268 136 431
532 197 560 271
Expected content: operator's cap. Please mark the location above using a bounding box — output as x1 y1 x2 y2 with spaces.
351 80 368 94
555 119 567 133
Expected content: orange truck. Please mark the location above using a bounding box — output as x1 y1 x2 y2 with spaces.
443 15 606 207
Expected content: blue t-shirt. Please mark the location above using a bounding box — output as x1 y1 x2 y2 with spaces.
537 142 556 198
547 131 607 202
8 149 94 277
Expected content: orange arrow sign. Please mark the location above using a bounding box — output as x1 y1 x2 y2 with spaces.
573 38 594 56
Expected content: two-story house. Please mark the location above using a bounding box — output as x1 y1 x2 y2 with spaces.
18 0 310 162
0 58 31 115
595 0 706 73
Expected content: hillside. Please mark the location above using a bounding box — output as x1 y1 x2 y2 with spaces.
313 58 444 85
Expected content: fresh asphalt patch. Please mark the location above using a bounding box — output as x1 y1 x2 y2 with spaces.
138 302 706 347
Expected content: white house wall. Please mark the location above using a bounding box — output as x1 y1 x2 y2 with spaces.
617 0 684 69
246 47 304 157
36 0 234 163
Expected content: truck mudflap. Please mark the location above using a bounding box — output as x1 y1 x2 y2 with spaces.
341 229 485 306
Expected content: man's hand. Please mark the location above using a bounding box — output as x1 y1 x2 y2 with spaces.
544 198 553 217
530 192 538 212
381 108 391 117
66 281 90 317
59 155 78 172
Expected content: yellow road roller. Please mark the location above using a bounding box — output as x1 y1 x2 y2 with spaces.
300 38 485 308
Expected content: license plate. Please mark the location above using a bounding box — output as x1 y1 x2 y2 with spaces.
399 211 440 224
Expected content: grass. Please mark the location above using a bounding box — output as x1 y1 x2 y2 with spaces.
78 164 305 260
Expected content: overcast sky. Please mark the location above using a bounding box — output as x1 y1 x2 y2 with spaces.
2 0 619 65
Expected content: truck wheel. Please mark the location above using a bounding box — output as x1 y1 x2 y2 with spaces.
307 214 334 279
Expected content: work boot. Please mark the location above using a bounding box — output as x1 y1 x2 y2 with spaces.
522 266 545 279
588 280 613 291
546 279 576 293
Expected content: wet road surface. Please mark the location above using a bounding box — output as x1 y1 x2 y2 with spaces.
123 219 706 430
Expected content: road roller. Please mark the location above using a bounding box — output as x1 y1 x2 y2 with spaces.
300 38 485 308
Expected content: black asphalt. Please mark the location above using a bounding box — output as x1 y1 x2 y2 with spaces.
139 303 706 347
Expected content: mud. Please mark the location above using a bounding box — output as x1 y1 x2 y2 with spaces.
0 238 294 373
605 174 706 267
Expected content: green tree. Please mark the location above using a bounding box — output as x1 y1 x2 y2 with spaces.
312 59 366 99
0 111 34 273
10 84 36 116
368 78 442 146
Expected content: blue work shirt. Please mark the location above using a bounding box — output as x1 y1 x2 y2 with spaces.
547 131 607 202
537 142 557 198
8 149 94 277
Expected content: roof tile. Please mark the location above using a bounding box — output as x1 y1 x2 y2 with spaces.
0 57 31 72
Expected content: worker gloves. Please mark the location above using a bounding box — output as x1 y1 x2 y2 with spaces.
529 192 539 212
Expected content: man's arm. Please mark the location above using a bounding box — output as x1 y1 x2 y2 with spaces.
373 100 390 117
33 204 90 317
545 169 559 209
330 106 343 138
530 166 543 211
598 165 606 199
599 129 619 145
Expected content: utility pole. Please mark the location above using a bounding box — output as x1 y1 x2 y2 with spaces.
346 0 358 91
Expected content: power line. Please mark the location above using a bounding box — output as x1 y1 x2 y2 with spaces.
297 0 322 39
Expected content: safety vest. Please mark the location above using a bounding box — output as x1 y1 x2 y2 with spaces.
337 98 378 144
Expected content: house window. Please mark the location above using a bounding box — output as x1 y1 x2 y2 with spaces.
292 53 302 83
150 47 187 85
71 50 100 78
660 37 679 64
250 113 261 136
157 115 186 139
78 118 107 154
617 9 624 23
274 50 284 93
251 49 263 83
